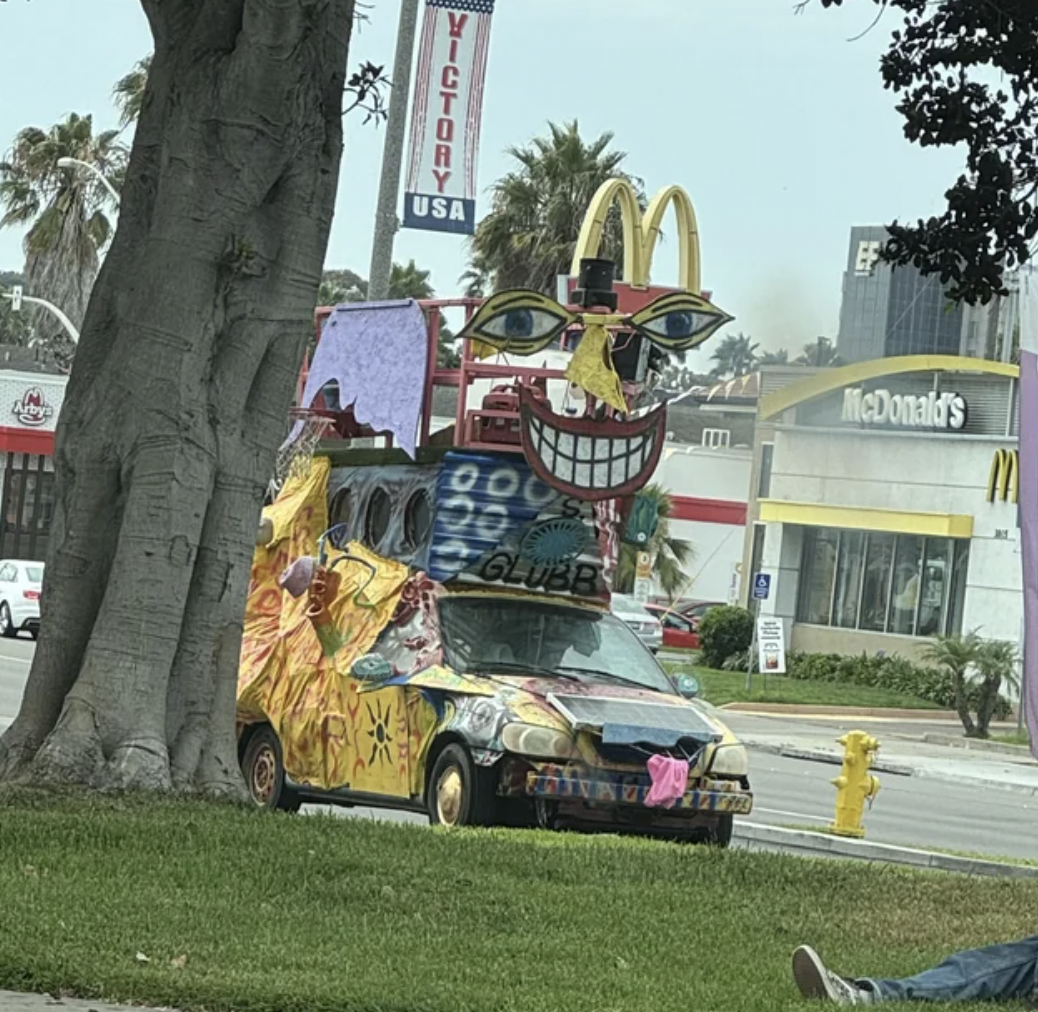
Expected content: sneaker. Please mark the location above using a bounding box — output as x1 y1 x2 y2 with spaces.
793 946 875 1004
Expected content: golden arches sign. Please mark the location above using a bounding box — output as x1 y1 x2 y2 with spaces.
571 179 702 293
987 449 1019 504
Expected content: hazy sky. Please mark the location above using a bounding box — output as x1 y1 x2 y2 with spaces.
0 0 964 368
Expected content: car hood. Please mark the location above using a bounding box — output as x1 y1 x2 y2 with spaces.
489 674 734 748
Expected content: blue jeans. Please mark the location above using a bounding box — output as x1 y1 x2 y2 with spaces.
864 935 1038 1003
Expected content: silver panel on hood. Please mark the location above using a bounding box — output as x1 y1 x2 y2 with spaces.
547 694 722 744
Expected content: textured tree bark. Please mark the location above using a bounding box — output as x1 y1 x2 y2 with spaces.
952 673 977 738
0 0 354 795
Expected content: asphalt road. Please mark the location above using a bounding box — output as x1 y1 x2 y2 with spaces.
1 643 1034 859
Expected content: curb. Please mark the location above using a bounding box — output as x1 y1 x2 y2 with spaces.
742 739 1038 797
721 703 962 720
742 740 913 776
733 823 1038 878
920 732 1034 759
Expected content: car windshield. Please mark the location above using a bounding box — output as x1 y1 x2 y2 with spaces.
438 595 675 695
25 565 43 583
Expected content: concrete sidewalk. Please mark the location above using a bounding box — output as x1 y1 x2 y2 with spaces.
0 995 176 1012
715 708 1038 796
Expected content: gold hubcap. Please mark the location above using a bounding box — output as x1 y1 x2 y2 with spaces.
435 767 464 826
251 743 277 805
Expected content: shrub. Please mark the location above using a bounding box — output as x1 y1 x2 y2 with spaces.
782 651 1012 718
698 605 754 669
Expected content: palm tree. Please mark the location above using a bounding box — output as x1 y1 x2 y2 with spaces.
113 56 152 129
389 259 434 301
922 631 984 736
614 485 694 599
759 349 789 365
467 121 644 295
0 113 126 356
796 336 843 368
973 639 1021 738
710 333 759 379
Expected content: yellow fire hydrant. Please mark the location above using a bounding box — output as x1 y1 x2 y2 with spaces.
829 730 881 838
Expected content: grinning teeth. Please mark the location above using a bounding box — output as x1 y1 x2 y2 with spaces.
525 414 658 492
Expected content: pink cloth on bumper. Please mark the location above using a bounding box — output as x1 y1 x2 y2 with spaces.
645 754 689 809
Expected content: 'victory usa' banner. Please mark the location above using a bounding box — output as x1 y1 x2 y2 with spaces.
1017 267 1038 760
403 0 495 235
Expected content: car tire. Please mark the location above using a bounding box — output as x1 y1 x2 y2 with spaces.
710 814 734 848
427 743 496 828
0 603 15 639
241 725 302 813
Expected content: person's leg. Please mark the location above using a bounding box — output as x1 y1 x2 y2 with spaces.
867 935 1038 1003
793 937 1038 1005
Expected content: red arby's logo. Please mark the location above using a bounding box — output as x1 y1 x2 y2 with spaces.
12 387 53 427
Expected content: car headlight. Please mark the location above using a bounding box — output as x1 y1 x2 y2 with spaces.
500 723 576 760
709 743 748 777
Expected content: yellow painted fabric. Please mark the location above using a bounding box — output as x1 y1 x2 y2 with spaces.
565 321 626 413
238 461 413 792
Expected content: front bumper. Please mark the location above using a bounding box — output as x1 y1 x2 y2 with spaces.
525 764 753 816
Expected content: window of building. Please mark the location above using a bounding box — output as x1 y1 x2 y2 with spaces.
888 535 924 636
859 533 895 632
758 443 774 499
795 527 968 638
832 530 865 629
797 528 839 626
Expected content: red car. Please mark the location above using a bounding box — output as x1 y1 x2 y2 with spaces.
644 604 700 650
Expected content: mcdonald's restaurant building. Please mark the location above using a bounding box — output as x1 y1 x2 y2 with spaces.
742 357 1023 658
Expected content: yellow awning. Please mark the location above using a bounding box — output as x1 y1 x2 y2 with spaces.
758 499 973 539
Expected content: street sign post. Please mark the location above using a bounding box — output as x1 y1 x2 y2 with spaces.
747 572 771 692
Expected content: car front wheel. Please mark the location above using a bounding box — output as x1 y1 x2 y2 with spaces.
427 743 496 828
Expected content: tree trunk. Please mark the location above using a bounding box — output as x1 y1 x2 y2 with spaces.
0 0 355 795
952 671 977 737
973 675 1002 739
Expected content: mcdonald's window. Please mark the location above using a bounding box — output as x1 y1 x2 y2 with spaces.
796 527 969 637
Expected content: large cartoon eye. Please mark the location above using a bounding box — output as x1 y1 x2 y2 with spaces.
458 289 578 356
626 292 733 352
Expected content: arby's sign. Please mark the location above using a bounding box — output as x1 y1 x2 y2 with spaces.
403 0 496 235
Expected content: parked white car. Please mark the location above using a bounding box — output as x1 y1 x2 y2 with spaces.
609 593 663 654
0 559 43 639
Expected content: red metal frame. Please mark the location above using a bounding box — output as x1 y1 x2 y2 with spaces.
307 297 575 454
305 294 662 455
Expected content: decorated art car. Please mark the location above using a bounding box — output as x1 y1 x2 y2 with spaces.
235 177 753 844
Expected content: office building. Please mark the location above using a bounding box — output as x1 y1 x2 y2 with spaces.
836 226 964 363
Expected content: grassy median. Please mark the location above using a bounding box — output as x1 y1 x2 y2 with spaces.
0 789 1034 1012
678 664 942 710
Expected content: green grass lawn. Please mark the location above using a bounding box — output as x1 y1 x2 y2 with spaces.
668 664 942 711
992 730 1032 748
1 790 1036 1012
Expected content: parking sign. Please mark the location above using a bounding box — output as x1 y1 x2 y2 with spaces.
752 573 771 601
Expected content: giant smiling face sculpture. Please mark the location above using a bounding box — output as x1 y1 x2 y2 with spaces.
456 180 734 501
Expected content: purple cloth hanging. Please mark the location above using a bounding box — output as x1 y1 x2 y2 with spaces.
284 299 429 459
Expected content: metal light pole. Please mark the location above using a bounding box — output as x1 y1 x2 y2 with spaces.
56 157 121 206
1 287 80 344
367 0 421 301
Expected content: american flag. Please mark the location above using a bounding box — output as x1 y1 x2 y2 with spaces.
406 0 495 197
1017 268 1038 760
